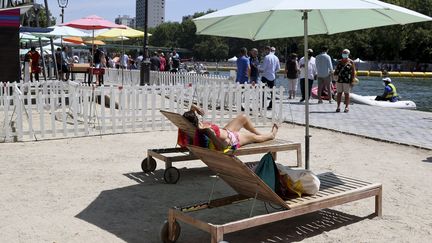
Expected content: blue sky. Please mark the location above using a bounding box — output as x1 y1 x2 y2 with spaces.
40 0 248 24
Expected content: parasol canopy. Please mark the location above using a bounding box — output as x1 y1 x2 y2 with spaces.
193 0 432 169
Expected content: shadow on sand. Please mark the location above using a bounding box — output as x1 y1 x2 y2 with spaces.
422 157 432 163
76 169 374 242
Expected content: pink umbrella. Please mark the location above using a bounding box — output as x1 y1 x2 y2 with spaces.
62 15 125 30
63 15 126 66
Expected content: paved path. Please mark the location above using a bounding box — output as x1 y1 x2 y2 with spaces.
276 98 432 150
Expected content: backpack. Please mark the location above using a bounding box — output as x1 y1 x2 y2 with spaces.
254 153 280 192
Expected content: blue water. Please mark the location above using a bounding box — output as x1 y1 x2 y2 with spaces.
212 71 431 112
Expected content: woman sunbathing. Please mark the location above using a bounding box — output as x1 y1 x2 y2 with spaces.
183 104 278 151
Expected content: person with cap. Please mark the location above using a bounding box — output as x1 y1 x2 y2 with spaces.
298 49 317 102
375 77 398 102
259 46 280 110
334 48 356 112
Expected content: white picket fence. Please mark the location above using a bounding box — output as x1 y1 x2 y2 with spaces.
0 80 284 142
100 69 230 86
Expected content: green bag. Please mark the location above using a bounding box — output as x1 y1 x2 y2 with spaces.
254 152 279 191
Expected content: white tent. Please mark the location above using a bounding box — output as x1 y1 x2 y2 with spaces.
228 56 238 62
38 25 91 37
354 58 366 63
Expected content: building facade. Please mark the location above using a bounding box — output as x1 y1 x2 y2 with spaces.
136 0 165 29
115 15 135 28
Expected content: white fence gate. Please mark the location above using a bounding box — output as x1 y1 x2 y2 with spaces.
0 80 284 142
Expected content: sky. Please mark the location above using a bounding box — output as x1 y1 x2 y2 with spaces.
39 0 248 24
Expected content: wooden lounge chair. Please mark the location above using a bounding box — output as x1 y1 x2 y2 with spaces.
142 110 302 184
161 145 382 243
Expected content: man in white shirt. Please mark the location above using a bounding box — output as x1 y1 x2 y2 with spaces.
260 46 280 110
120 53 128 69
298 49 317 102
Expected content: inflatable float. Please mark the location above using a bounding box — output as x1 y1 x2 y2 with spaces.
350 93 416 109
311 83 336 100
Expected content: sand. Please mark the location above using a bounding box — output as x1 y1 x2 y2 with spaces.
0 123 431 243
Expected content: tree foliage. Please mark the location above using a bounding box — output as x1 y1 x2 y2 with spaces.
148 0 432 62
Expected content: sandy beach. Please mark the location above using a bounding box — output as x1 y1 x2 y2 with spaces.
1 123 431 243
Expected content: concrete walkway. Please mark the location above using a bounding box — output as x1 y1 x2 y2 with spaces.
277 98 432 150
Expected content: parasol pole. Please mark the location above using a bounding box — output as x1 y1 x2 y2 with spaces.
121 33 124 86
303 10 310 170
38 37 47 81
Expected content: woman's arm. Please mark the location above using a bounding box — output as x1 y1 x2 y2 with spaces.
190 104 204 116
201 127 227 151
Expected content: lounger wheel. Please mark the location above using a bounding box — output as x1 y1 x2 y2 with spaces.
160 220 181 243
164 167 180 184
141 157 157 173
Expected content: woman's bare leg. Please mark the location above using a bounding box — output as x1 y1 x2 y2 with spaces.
224 114 262 135
238 124 279 146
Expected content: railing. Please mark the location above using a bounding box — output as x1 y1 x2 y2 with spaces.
0 81 284 142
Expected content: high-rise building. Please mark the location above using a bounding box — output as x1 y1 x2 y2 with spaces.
136 0 165 29
115 15 136 28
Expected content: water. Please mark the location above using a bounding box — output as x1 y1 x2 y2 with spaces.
212 71 431 112
351 77 431 112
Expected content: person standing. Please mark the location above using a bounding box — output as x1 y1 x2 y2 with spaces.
285 53 300 99
61 46 71 81
315 46 334 104
23 50 32 83
149 52 160 71
159 52 166 71
236 47 250 84
298 49 317 102
249 48 259 84
93 45 102 68
120 52 129 69
55 47 62 79
29 47 40 82
334 49 356 113
171 49 180 72
260 46 280 110
135 52 143 70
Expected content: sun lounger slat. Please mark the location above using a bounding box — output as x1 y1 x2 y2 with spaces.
320 178 364 190
331 174 372 185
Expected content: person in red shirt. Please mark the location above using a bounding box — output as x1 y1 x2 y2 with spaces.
29 47 40 81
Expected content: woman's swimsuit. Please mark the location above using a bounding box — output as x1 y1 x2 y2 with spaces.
225 128 240 149
203 122 220 138
203 122 240 149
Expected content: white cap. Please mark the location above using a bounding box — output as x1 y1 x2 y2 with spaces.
382 77 392 82
270 47 276 52
308 48 313 53
342 49 350 54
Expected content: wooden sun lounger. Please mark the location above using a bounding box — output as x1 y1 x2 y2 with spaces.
161 146 382 243
142 110 302 184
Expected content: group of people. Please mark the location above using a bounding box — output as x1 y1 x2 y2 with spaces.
149 49 181 72
236 45 399 113
236 46 280 110
285 47 358 112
